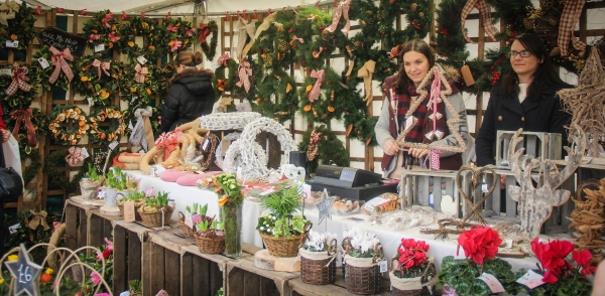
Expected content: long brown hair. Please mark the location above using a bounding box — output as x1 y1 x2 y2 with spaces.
394 39 436 93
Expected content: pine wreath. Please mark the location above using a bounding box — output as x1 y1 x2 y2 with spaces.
0 64 41 109
159 17 194 54
253 69 298 122
0 1 35 51
32 46 73 91
199 20 218 60
88 106 126 143
120 62 162 125
73 55 122 106
213 55 238 95
82 10 122 54
298 125 350 173
118 15 163 62
48 105 90 145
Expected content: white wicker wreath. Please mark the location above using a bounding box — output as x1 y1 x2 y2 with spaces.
223 117 294 181
199 112 261 130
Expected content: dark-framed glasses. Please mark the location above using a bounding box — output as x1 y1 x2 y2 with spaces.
509 50 532 58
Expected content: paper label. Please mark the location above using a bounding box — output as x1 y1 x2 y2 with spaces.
478 272 505 293
137 55 147 65
119 291 130 296
80 147 90 159
184 212 193 228
5 40 18 48
94 43 105 52
379 260 388 273
516 270 545 289
504 239 514 249
109 141 119 151
38 57 50 69
481 183 489 193
0 68 11 76
123 201 136 222
8 223 21 234
87 97 94 107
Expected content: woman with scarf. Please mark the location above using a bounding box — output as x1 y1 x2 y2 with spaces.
375 39 470 178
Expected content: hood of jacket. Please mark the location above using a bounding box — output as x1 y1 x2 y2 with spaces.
172 70 213 97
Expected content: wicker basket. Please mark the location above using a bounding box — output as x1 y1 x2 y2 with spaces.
178 212 195 238
390 253 436 295
261 232 308 257
195 234 225 254
300 248 337 285
138 206 174 228
344 255 383 295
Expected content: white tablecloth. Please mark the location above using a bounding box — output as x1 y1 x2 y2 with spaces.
126 170 537 271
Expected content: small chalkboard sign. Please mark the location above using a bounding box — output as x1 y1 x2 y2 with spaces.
37 27 86 57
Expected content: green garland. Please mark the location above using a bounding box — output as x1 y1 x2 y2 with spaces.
199 20 218 60
0 2 35 51
298 126 350 173
73 55 123 106
32 46 72 91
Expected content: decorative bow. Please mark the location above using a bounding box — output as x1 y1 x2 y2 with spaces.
92 59 111 79
307 129 322 161
425 68 444 142
0 1 19 26
357 60 376 106
197 23 211 43
308 69 325 102
49 46 74 84
557 0 587 57
9 108 36 147
65 146 85 167
128 107 155 152
134 63 148 84
241 12 276 59
6 65 32 96
324 0 352 36
28 210 49 231
236 61 252 93
155 130 181 160
218 52 231 66
460 0 498 43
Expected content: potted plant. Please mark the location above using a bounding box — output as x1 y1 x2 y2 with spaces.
128 280 142 296
438 226 519 296
389 238 436 295
256 185 311 257
80 164 104 200
194 204 225 254
137 191 174 228
341 229 384 295
514 238 594 295
179 203 206 237
215 173 244 258
300 231 337 285
118 190 145 221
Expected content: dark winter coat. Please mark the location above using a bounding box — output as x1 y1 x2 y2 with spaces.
475 81 571 166
161 70 216 132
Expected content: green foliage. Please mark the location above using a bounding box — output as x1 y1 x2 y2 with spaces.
438 256 521 296
216 173 243 206
86 163 101 182
144 191 169 208
515 268 592 296
124 190 145 202
257 213 307 238
261 186 301 218
298 126 350 173
105 167 127 190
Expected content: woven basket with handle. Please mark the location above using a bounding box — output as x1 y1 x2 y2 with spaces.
343 240 384 295
300 238 337 285
138 205 174 228
195 234 225 254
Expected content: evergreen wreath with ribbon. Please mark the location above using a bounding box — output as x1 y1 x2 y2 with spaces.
48 105 90 145
82 10 122 54
0 63 41 109
160 16 195 54
117 15 163 62
88 106 126 143
120 62 163 126
73 55 123 106
198 20 219 60
32 45 74 91
0 1 35 51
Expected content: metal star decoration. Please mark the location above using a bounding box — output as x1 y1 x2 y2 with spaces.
316 188 332 225
4 244 42 296
558 47 605 156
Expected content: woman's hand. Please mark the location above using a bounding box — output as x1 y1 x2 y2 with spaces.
1 129 9 143
408 147 429 159
383 139 400 156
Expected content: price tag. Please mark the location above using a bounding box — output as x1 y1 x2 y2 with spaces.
38 57 50 69
379 260 388 273
516 270 545 289
87 97 94 107
94 43 105 52
123 201 136 222
481 182 489 193
109 140 119 151
5 40 19 48
477 272 505 293
119 291 130 296
80 147 90 160
137 55 147 65
8 223 21 234
0 67 12 76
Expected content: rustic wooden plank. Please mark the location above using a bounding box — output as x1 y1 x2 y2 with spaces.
209 258 223 296
244 271 261 296
260 277 279 296
227 266 244 296
164 249 180 296
89 215 104 247
64 203 78 250
78 207 88 247
181 253 193 296
433 177 442 211
128 228 142 282
288 277 350 296
150 243 165 295
505 176 517 217
113 225 127 295
103 216 113 240
192 252 204 295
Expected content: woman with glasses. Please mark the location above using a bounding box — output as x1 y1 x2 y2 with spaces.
375 39 470 178
475 32 571 166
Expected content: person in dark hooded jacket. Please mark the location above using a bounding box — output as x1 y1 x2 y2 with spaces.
161 51 216 132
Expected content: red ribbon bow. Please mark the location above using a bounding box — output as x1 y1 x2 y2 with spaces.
10 108 36 147
197 23 211 43
324 0 351 36
218 53 231 66
134 63 148 84
460 0 498 43
6 65 32 96
49 46 74 84
308 69 325 102
92 59 111 79
155 131 181 160
65 146 84 167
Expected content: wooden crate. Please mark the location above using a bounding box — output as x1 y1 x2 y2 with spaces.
181 245 231 296
289 271 391 296
225 245 298 296
89 209 121 247
113 221 152 295
63 198 98 249
400 169 461 215
143 227 195 296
